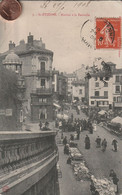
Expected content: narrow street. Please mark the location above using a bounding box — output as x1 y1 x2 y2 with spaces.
58 108 122 194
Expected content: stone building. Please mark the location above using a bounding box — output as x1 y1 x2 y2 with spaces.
52 69 68 101
112 69 122 110
0 33 54 122
74 64 86 81
88 62 122 110
72 80 85 103
64 73 77 101
89 72 113 110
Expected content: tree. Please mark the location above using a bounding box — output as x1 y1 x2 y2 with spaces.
0 66 21 131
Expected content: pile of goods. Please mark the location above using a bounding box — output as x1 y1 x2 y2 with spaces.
69 147 83 160
91 175 116 195
72 161 91 181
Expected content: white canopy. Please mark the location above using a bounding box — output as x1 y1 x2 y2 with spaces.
57 113 69 120
53 103 61 109
98 110 107 115
111 116 122 125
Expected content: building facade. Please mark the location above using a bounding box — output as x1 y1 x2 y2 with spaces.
74 64 86 81
64 73 77 101
0 33 54 122
89 73 113 110
52 69 68 101
72 80 85 102
113 69 122 110
88 63 122 110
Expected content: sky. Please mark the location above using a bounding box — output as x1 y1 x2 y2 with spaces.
0 1 122 73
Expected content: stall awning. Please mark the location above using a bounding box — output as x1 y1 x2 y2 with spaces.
111 116 122 125
57 113 69 120
98 110 107 115
53 103 61 109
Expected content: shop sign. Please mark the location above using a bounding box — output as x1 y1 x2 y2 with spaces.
0 109 5 115
6 109 12 116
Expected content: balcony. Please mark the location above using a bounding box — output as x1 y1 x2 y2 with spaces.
31 70 52 77
114 102 122 107
31 88 52 95
0 131 58 195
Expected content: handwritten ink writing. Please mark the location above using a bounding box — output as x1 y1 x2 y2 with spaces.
40 1 91 13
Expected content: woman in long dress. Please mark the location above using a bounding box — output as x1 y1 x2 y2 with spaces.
85 135 90 149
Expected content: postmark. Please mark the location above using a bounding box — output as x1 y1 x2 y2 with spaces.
96 17 121 49
80 19 95 49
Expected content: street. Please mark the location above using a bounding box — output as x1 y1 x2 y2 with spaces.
58 145 91 195
58 108 122 195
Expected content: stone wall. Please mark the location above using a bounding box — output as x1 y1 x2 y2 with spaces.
0 131 59 195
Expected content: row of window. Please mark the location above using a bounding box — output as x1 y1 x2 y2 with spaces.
39 98 47 103
115 75 122 82
115 86 122 93
94 86 122 97
113 97 122 103
91 101 109 105
95 82 108 87
94 77 109 81
95 91 108 97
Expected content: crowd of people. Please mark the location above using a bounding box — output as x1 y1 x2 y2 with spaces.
55 117 94 134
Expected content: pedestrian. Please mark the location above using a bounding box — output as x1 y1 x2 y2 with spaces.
94 123 97 132
101 138 107 152
39 121 42 130
112 175 119 194
90 181 96 195
70 134 74 141
112 139 118 152
67 157 71 164
109 170 119 194
63 136 67 145
61 131 64 140
64 144 69 155
95 136 101 148
85 135 90 149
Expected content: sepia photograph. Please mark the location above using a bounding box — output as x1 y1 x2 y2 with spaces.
0 1 122 195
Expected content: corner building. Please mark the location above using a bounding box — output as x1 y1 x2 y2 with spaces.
0 33 54 122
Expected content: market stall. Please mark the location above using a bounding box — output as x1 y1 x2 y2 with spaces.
91 175 116 195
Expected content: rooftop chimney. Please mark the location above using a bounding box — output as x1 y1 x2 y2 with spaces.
9 41 15 50
27 32 33 46
20 40 25 45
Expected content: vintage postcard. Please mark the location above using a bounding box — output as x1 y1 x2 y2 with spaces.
0 1 122 195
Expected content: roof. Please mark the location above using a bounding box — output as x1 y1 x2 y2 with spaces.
3 51 22 65
0 38 53 61
65 73 76 78
106 62 116 66
90 71 109 77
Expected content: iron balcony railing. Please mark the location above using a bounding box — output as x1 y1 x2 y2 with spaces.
31 88 52 94
31 70 52 77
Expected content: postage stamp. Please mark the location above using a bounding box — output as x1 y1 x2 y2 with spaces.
96 17 121 49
